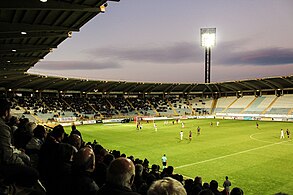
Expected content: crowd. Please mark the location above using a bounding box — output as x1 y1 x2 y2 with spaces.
2 98 287 195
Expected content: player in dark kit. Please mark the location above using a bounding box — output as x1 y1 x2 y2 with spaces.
197 126 201 135
286 129 290 138
189 130 192 141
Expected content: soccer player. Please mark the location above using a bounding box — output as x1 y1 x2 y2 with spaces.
161 154 167 169
286 129 290 139
181 122 184 128
197 126 201 135
216 121 219 127
154 122 157 132
256 122 259 129
280 129 285 139
189 130 192 141
180 130 183 140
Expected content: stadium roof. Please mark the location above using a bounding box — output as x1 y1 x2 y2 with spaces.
0 1 292 95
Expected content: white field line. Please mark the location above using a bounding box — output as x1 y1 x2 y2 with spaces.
175 140 290 169
249 132 274 143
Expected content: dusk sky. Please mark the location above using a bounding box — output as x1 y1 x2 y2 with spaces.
28 0 293 83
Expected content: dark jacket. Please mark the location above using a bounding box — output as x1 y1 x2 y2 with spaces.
0 118 24 165
97 183 141 195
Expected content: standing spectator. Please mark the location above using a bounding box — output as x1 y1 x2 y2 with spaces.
97 157 140 195
161 154 167 169
223 176 232 195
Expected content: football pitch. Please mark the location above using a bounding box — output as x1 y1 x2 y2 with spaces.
65 119 293 194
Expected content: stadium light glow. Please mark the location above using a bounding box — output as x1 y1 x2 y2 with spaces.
200 28 216 48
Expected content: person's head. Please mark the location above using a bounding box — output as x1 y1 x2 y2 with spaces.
71 124 77 131
230 187 244 195
225 176 228 180
68 134 82 150
51 125 65 142
106 157 135 189
73 146 95 172
147 177 187 195
135 164 143 176
103 153 114 166
33 125 47 140
0 98 11 121
25 122 37 134
194 176 202 185
209 180 218 191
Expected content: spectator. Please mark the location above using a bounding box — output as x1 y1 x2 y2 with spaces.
26 125 47 169
198 189 214 195
0 98 24 165
38 125 65 193
147 177 187 195
70 125 82 140
68 134 82 152
192 176 203 195
97 157 140 195
230 187 243 195
223 176 231 195
210 180 221 195
71 146 99 195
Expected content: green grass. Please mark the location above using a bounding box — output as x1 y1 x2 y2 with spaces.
65 119 293 194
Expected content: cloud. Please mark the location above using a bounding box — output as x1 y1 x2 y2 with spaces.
86 42 203 64
87 42 293 67
35 60 121 70
217 47 293 66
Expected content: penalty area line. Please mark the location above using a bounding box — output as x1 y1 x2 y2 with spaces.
175 140 290 169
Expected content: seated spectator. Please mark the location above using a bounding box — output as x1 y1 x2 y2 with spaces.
192 176 203 195
93 153 114 187
0 164 45 195
0 99 25 165
147 177 187 195
70 125 82 140
26 125 47 169
38 125 65 193
132 164 147 194
184 179 193 195
97 157 140 195
198 189 214 195
210 180 221 195
67 134 82 152
71 146 99 195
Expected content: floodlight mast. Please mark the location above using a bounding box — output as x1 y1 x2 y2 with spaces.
200 28 216 83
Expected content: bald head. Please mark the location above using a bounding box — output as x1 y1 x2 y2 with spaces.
73 147 95 172
107 157 135 189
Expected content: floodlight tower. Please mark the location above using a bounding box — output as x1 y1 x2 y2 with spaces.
200 28 216 83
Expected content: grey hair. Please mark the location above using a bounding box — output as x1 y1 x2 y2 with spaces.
147 177 187 195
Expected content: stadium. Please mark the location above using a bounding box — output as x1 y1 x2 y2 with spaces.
0 0 292 195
